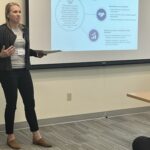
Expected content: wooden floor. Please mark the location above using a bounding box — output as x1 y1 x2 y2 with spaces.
1 111 150 150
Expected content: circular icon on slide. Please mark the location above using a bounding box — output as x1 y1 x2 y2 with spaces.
89 29 99 42
96 8 107 21
55 0 85 31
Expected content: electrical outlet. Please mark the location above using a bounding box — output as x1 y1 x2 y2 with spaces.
67 93 72 101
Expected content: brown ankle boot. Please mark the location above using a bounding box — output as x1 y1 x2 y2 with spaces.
33 138 52 147
7 139 21 149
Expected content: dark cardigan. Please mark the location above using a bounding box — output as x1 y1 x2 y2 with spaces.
0 24 37 70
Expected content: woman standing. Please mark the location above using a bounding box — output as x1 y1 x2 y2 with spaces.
0 2 51 149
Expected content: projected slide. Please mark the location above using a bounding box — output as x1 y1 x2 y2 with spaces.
51 0 139 51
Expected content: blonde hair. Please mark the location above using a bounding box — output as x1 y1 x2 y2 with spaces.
5 2 22 28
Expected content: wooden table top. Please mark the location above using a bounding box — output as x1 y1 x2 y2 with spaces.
127 92 150 103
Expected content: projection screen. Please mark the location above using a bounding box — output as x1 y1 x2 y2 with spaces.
26 0 150 68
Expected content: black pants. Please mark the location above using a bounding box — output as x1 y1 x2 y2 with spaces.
132 136 150 150
0 69 39 134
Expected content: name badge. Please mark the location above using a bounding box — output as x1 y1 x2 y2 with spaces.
18 48 25 55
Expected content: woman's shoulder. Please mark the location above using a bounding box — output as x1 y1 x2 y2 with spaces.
20 24 28 32
0 24 7 30
0 24 8 34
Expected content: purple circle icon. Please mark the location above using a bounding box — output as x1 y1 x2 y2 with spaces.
97 8 107 21
89 29 99 42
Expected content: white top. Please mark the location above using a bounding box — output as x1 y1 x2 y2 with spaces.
11 28 25 69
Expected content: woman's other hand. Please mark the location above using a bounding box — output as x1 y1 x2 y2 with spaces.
36 50 47 58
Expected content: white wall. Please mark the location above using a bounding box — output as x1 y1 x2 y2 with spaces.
1 64 150 124
0 1 150 125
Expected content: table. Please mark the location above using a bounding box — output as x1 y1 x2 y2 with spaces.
127 92 150 103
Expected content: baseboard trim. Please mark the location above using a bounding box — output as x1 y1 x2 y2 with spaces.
0 106 150 132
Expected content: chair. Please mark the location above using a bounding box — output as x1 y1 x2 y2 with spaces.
132 136 150 150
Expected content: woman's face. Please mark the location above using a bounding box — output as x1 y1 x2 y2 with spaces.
8 5 21 24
